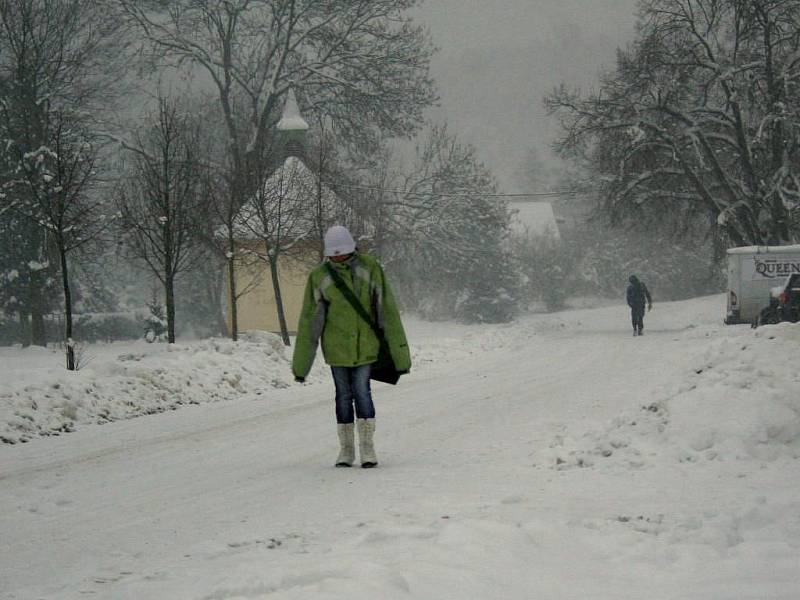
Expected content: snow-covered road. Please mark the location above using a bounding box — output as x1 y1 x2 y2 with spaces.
2 296 799 599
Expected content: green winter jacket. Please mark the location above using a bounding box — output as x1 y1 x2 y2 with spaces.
291 252 411 380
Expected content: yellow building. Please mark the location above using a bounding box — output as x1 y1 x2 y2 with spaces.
230 241 317 335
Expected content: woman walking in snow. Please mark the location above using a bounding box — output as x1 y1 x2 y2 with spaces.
292 225 411 468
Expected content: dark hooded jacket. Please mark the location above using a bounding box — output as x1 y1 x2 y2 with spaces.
626 276 652 309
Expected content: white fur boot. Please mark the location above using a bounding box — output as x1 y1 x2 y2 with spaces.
357 418 378 468
335 423 355 467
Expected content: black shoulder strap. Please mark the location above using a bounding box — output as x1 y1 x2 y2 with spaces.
325 262 381 335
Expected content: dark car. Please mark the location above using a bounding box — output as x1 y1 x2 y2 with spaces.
755 273 800 326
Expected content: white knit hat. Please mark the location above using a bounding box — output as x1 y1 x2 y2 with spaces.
323 225 356 257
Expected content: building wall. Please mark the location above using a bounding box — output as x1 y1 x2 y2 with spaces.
227 244 319 335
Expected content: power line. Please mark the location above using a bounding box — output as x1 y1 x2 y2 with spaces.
321 180 582 199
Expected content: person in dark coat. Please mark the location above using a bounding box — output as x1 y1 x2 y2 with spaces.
626 275 652 336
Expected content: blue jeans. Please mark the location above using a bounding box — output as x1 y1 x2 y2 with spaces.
331 365 375 423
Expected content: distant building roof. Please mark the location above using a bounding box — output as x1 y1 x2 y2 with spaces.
509 202 560 239
233 156 337 241
276 88 309 132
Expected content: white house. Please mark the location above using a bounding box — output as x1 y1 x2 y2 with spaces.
509 201 560 239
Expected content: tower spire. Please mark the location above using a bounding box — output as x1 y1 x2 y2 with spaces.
277 87 309 132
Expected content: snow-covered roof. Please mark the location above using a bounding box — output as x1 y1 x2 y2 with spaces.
509 202 560 239
233 156 337 241
276 88 309 132
727 244 800 255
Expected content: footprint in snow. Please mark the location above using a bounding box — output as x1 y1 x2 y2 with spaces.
227 538 283 550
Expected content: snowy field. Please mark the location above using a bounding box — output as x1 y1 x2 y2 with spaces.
1 295 799 599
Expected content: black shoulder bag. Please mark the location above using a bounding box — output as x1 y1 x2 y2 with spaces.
325 263 401 385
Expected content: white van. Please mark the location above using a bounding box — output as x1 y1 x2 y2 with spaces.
725 245 800 324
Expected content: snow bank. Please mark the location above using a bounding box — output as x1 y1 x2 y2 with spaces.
0 332 314 444
0 316 505 445
536 321 800 470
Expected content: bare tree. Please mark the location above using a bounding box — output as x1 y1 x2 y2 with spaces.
117 0 436 339
309 118 341 262
201 159 265 342
116 97 208 343
118 0 435 166
6 113 109 369
547 0 800 246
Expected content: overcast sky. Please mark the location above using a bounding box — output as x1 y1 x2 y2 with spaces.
415 0 640 192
